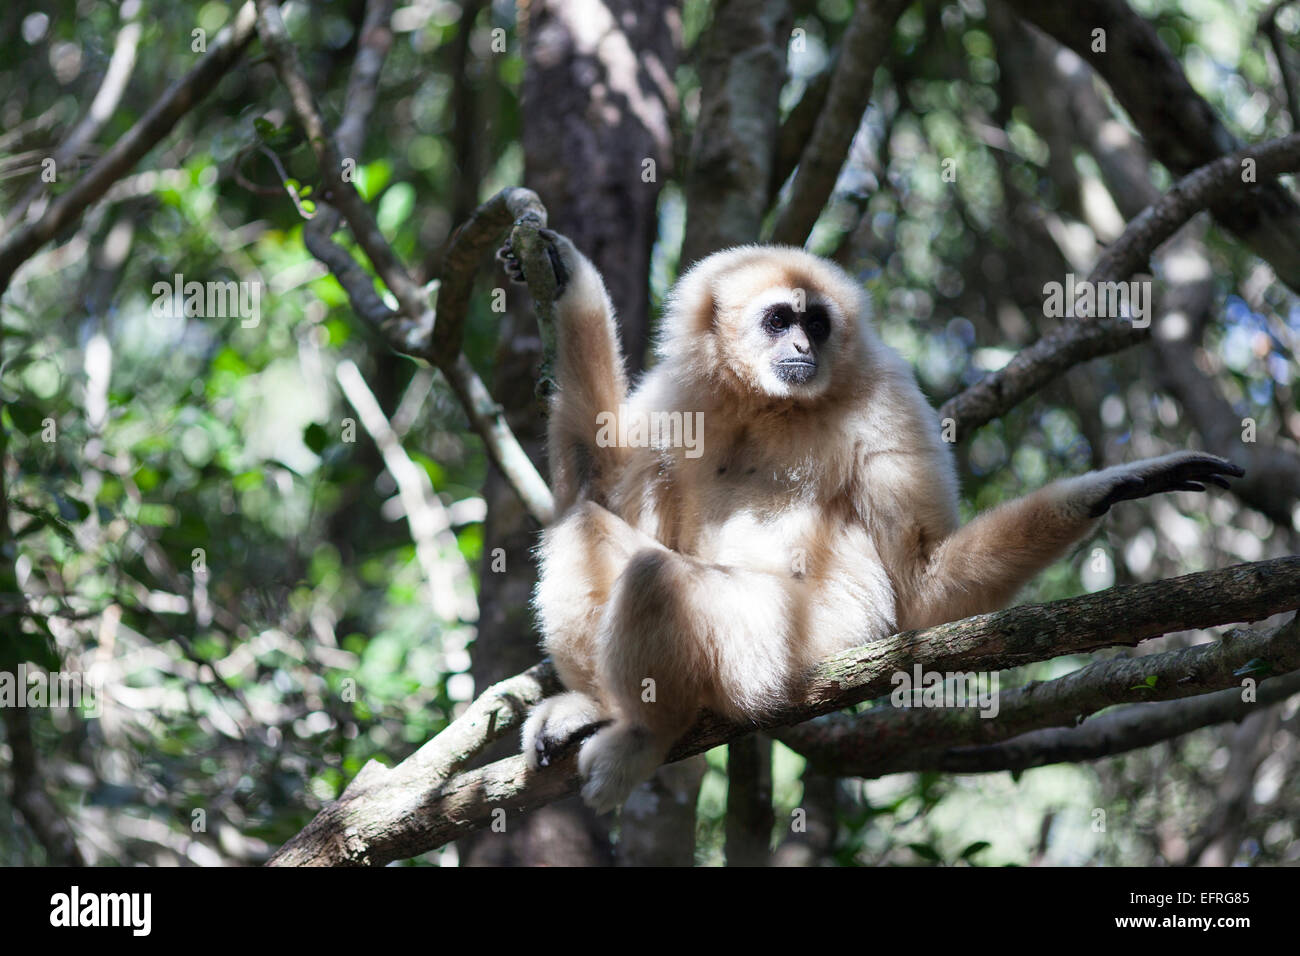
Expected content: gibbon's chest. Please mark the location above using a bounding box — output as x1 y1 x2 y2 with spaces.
654 437 867 575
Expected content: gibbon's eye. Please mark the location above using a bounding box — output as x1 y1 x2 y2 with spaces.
763 305 795 336
805 305 830 345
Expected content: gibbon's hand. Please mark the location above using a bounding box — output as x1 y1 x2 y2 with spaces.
1087 452 1245 518
495 226 571 296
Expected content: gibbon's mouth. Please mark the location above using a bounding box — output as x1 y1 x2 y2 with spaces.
774 359 817 385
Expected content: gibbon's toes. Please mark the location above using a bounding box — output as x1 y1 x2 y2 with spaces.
577 724 661 814
521 693 607 770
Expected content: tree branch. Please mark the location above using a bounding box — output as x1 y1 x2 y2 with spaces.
768 0 910 246
255 0 555 525
0 2 258 296
679 0 791 264
776 613 1300 776
1006 0 1300 292
900 668 1300 777
4 9 143 230
269 556 1300 865
938 133 1300 437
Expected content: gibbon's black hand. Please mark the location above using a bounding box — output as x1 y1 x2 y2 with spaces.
1088 453 1245 518
495 227 570 296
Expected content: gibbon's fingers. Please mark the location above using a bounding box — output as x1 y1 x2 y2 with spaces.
494 229 571 295
495 238 527 284
1088 453 1244 517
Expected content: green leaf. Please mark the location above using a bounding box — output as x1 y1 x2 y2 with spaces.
303 422 329 455
960 840 991 861
53 492 90 523
7 402 45 433
907 842 943 863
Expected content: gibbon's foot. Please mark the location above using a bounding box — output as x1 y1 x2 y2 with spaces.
1087 452 1244 518
521 691 608 770
495 227 570 296
577 723 662 814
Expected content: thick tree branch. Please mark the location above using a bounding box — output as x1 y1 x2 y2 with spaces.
2 700 86 865
903 668 1300 777
680 0 791 264
269 556 1300 865
776 613 1300 777
993 21 1300 525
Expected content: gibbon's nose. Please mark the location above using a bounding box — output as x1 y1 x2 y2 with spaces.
790 326 811 354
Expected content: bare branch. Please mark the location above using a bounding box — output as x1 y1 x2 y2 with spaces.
4 11 143 230
776 613 1300 777
0 2 259 295
255 1 555 525
904 670 1300 777
768 0 910 246
269 556 1300 865
939 133 1300 437
1007 0 1300 292
335 359 478 622
1260 2 1300 131
1086 133 1300 287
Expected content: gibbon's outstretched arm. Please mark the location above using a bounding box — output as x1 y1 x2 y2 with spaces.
897 452 1245 629
499 230 628 512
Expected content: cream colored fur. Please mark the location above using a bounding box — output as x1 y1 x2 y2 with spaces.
522 236 1240 812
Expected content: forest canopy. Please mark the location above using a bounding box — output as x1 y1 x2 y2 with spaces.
1 0 1299 868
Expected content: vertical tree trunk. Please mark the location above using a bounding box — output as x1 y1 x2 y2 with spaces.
460 0 680 866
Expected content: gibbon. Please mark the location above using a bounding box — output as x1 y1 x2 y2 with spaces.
498 230 1243 813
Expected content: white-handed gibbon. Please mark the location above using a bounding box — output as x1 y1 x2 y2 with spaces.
498 230 1243 812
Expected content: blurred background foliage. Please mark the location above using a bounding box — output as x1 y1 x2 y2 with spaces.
1 0 1298 866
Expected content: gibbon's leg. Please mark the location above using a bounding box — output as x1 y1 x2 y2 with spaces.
525 501 665 769
899 452 1243 629
577 549 797 813
499 231 629 512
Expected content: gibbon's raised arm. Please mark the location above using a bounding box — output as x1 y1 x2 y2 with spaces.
500 231 628 512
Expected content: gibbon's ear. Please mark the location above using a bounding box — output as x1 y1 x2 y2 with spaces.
657 269 720 366
679 274 719 336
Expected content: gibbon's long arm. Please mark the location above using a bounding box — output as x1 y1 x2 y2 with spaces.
500 231 628 512
898 452 1244 629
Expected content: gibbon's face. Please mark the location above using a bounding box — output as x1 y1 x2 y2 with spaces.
664 247 863 403
742 286 836 397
